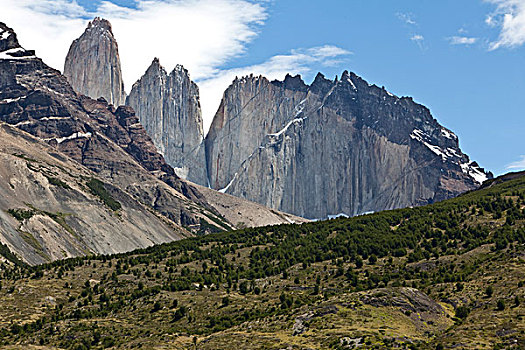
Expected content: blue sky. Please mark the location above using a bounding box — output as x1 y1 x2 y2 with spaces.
3 0 525 175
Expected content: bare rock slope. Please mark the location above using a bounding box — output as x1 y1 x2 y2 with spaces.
0 123 188 265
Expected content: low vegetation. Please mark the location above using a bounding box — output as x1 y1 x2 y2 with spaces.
0 174 524 349
86 178 121 211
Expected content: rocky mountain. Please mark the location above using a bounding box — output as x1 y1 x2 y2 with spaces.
0 22 305 264
126 59 208 185
63 17 126 106
205 72 492 219
61 17 491 221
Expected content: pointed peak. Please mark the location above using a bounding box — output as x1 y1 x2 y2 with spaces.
143 58 166 78
310 72 334 96
172 64 188 74
147 57 164 70
337 69 358 90
0 22 21 52
88 17 113 32
281 74 308 91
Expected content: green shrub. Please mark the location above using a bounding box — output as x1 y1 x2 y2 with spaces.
86 178 121 211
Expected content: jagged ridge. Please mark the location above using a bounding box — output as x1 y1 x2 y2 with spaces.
205 71 492 219
126 58 208 186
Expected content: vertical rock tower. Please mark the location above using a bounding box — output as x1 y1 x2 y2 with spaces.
64 17 126 106
126 58 208 186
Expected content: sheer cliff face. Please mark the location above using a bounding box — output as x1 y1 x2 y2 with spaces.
126 59 207 186
205 72 491 219
63 17 126 106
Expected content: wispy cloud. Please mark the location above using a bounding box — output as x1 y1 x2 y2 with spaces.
411 34 424 42
198 45 352 131
506 155 525 170
485 0 525 50
448 36 478 45
1 0 351 132
397 12 426 50
410 34 426 50
2 0 268 87
396 12 417 26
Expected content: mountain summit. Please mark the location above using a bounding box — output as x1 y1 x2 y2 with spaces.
0 22 35 59
126 59 208 185
205 72 492 219
64 17 126 106
0 22 305 264
62 18 491 220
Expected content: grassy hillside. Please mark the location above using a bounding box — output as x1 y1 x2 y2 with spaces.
0 173 524 349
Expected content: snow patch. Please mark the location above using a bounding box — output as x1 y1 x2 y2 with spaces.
441 128 457 140
346 76 357 90
410 129 462 161
269 117 307 138
293 98 307 117
0 96 23 104
460 162 488 184
39 116 70 121
328 213 349 220
218 172 238 193
14 120 32 127
1 30 11 40
0 48 35 60
55 132 92 144
410 129 446 159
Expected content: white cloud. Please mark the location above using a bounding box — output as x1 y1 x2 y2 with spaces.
99 0 267 85
485 0 525 50
397 12 417 26
2 0 89 70
411 34 424 42
410 34 426 50
396 13 425 50
1 0 350 133
506 155 525 170
1 0 267 88
448 36 478 45
198 45 351 132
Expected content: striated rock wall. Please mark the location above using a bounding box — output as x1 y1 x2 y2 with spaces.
63 17 126 106
205 71 491 219
206 74 310 190
126 59 207 185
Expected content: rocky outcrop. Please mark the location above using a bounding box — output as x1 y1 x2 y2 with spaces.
126 59 207 185
205 72 492 219
63 17 126 106
0 22 303 264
